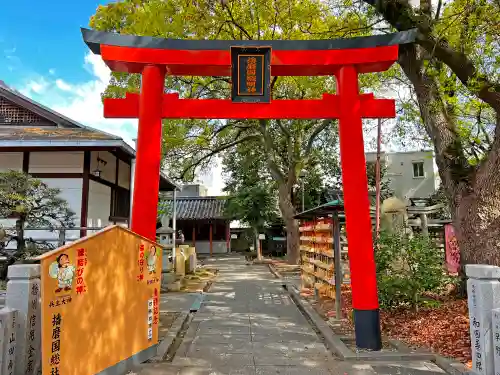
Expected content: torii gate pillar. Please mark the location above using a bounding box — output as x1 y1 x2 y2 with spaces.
130 65 165 240
337 65 381 349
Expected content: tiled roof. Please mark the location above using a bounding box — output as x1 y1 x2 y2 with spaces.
161 197 227 220
0 81 84 128
0 127 121 141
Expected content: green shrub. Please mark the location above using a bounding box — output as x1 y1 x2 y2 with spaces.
374 231 450 310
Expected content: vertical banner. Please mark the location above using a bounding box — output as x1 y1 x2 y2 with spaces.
37 226 162 375
444 224 460 274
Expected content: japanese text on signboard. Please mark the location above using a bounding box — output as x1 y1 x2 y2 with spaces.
230 46 271 103
138 244 145 281
76 248 88 294
50 313 62 374
237 55 264 96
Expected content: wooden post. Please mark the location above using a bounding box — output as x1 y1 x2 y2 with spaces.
375 118 382 237
333 212 342 319
226 221 230 253
209 222 213 257
420 213 429 238
80 151 91 238
192 225 196 247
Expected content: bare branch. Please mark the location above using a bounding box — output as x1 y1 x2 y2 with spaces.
179 134 259 179
276 119 292 139
259 120 286 184
435 0 443 20
362 0 500 115
305 119 332 154
222 3 253 39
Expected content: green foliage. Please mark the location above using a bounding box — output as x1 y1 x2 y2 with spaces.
0 170 76 229
89 1 378 191
0 171 76 279
365 161 394 201
89 0 394 264
361 0 500 163
0 170 76 253
222 142 279 229
375 231 450 310
293 166 335 211
428 186 452 220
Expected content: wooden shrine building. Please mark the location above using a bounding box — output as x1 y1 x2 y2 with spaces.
161 196 230 256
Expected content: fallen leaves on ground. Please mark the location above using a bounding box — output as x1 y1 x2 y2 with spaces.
306 287 471 364
380 299 471 363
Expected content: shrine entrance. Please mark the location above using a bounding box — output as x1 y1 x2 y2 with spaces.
82 27 416 351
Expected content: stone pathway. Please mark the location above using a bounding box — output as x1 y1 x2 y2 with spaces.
172 257 338 375
136 256 453 375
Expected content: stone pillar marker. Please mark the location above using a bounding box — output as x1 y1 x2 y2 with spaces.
6 264 41 375
491 308 500 375
466 264 500 375
0 307 18 375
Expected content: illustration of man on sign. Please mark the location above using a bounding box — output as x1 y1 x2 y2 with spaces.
49 253 76 293
147 246 157 274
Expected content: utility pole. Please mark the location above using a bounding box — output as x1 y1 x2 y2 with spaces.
299 170 306 212
375 118 382 237
301 179 305 212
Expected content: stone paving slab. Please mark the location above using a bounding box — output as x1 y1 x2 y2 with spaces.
252 342 330 357
173 353 255 367
254 354 335 367
190 333 252 345
187 342 255 356
250 332 318 342
196 318 251 326
134 256 461 375
255 366 334 375
178 366 257 375
160 292 201 313
197 326 251 335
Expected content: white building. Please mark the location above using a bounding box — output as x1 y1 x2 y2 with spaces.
0 80 178 246
365 150 440 200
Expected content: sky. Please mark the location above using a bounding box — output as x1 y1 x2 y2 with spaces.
0 1 411 196
0 0 225 195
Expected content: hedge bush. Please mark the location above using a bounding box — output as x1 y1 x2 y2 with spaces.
374 231 451 310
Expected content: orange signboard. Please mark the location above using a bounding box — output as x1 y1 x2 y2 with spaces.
36 225 162 375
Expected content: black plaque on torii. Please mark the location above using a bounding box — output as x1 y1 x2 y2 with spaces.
230 46 271 103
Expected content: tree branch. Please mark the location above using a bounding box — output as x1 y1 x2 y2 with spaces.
276 119 292 139
222 3 253 39
259 120 286 184
305 119 332 154
362 0 500 114
178 134 259 179
270 76 279 98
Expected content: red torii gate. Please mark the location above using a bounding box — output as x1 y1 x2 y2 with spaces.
82 28 416 351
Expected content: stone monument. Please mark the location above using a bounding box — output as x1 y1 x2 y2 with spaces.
466 264 500 375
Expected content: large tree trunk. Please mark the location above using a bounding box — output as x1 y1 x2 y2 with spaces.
399 44 500 267
456 181 500 266
278 184 300 264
